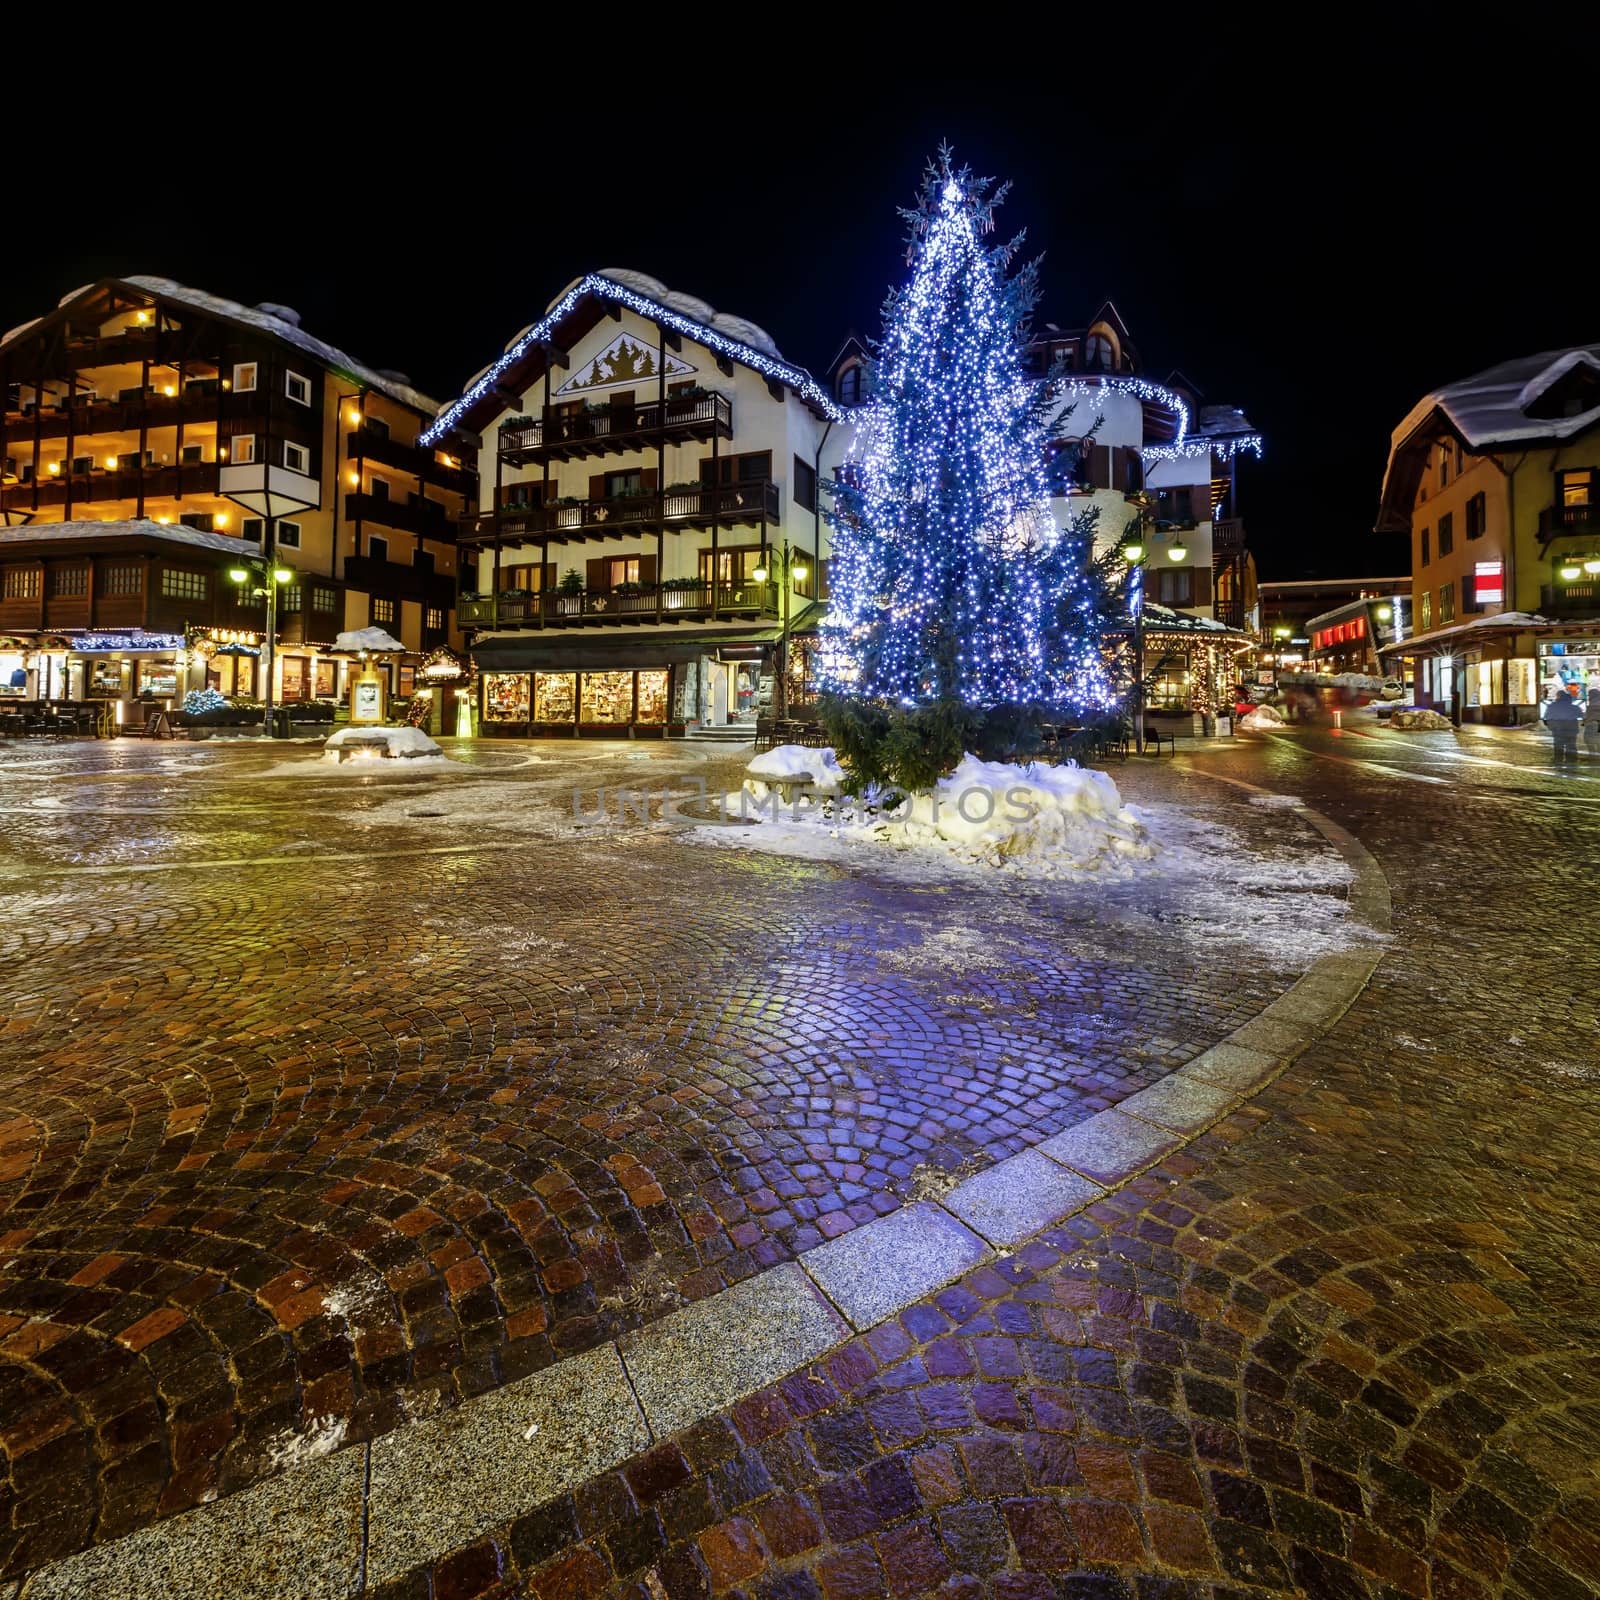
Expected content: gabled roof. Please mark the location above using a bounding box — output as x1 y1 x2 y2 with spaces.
1 278 442 418
422 272 842 447
0 517 261 557
1377 342 1600 530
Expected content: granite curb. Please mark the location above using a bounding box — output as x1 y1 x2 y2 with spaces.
17 772 1390 1598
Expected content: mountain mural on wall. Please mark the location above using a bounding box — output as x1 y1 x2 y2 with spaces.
554 332 696 396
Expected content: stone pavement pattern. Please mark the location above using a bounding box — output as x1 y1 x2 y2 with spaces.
0 739 1321 1581
339 729 1600 1599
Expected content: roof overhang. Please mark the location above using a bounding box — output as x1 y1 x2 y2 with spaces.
424 275 843 447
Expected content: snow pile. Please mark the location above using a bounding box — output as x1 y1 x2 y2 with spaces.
745 744 845 798
334 626 405 654
1238 705 1286 730
889 755 1154 872
1390 708 1454 731
323 726 443 762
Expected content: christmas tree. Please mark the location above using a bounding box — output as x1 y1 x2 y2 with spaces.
819 149 1114 716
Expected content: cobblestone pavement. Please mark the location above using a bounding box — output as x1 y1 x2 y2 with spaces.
323 724 1598 1600
0 736 1348 1580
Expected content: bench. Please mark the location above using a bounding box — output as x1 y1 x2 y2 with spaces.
1141 728 1176 755
333 734 392 763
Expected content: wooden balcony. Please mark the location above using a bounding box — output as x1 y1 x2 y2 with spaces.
346 491 458 542
499 391 733 465
459 580 779 630
1 463 221 509
1540 582 1600 618
342 553 457 609
62 327 160 365
1539 503 1600 540
460 480 780 547
1212 517 1245 553
6 390 221 441
348 427 477 494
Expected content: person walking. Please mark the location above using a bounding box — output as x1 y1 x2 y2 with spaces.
1543 684 1581 770
1583 686 1600 758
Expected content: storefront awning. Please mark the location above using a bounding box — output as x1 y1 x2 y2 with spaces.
473 625 783 672
1377 612 1599 657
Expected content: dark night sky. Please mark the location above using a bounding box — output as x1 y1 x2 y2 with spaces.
6 41 1593 581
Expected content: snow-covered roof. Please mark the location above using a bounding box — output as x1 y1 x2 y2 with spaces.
423 272 841 446
333 626 406 654
1192 404 1259 440
1380 343 1600 526
1376 612 1574 653
0 279 443 419
0 517 260 557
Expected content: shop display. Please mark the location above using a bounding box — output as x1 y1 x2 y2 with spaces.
89 660 123 696
138 665 178 697
582 670 633 723
1541 642 1600 698
315 661 335 698
483 672 531 722
534 672 575 723
636 670 668 724
281 658 307 701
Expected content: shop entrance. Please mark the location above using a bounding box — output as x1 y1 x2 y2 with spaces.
711 666 729 724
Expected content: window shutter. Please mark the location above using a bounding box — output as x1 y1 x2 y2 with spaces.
586 556 608 591
639 553 658 586
544 562 557 592
641 467 659 492
1192 567 1212 607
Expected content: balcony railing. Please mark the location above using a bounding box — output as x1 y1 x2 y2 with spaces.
346 491 457 541
342 554 457 608
1540 582 1600 617
500 391 733 463
462 480 780 545
348 427 477 493
1 463 221 509
1539 503 1600 539
459 580 778 629
1212 517 1245 553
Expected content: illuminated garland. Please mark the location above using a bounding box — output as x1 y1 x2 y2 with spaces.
422 276 843 445
818 153 1115 713
1060 377 1192 446
1140 435 1263 465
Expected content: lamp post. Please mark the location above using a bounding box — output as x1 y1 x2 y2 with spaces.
228 555 294 737
751 539 810 720
1121 537 1147 753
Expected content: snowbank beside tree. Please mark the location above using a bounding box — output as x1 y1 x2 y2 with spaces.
744 744 845 799
1238 705 1286 731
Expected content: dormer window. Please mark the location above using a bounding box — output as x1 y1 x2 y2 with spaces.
838 363 862 405
1085 329 1117 371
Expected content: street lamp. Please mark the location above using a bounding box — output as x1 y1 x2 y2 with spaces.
1121 537 1149 753
1559 562 1583 582
751 540 810 719
1167 542 1188 563
228 561 295 737
1376 605 1393 621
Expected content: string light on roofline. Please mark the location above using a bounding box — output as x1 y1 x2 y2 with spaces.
1140 435 1264 465
422 275 844 444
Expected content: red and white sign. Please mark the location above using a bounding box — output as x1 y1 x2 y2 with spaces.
1474 561 1504 605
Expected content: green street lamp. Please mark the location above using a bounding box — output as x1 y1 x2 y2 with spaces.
228 557 297 737
753 540 811 719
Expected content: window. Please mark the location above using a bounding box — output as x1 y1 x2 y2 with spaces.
1437 512 1453 557
241 518 263 542
604 468 644 498
1156 567 1194 607
369 535 389 563
1454 439 1464 477
1439 448 1450 488
3 567 40 599
101 564 142 596
837 364 862 405
276 519 301 549
285 370 311 405
607 557 641 587
1559 468 1593 507
161 568 209 601
426 607 443 630
1420 525 1430 566
281 584 303 612
283 440 309 474
361 415 390 441
1439 582 1455 624
1466 492 1487 540
230 434 257 464
232 362 258 393
181 444 204 464
373 597 395 624
369 474 390 503
179 513 216 532
50 566 88 597
1420 591 1431 630
793 456 817 514
312 586 338 613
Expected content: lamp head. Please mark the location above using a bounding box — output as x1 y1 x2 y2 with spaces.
273 568 293 583
1167 543 1188 562
228 567 249 584
1121 541 1144 563
791 562 809 582
751 564 769 582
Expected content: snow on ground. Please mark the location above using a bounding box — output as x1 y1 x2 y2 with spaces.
324 726 443 760
745 743 845 795
1238 706 1286 730
1389 709 1455 731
